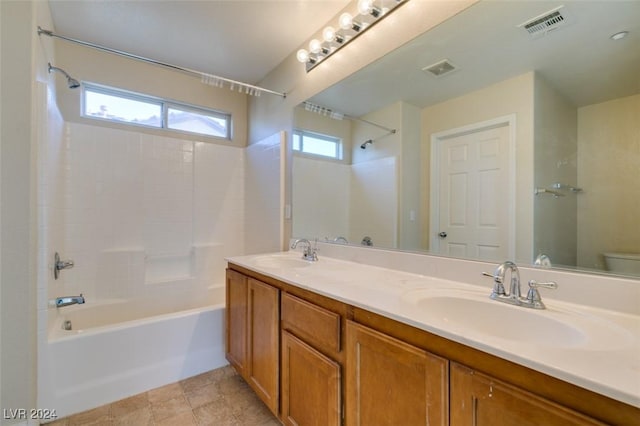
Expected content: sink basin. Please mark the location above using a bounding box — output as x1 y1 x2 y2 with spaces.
418 296 585 347
251 254 312 269
402 290 634 351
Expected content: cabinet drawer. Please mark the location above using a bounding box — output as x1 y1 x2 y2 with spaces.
281 293 341 353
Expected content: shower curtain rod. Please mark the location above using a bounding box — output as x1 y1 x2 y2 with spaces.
302 101 396 134
37 27 286 98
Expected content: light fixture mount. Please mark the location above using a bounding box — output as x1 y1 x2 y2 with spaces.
297 0 409 72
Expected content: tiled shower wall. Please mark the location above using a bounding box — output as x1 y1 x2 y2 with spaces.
43 121 245 305
291 155 398 248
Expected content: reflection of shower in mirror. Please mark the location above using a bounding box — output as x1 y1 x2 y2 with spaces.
360 139 373 149
360 128 397 149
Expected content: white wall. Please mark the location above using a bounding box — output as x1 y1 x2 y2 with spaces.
1 1 47 422
42 123 244 305
577 94 640 270
349 157 398 248
533 75 578 267
292 156 350 241
244 132 286 254
421 72 535 263
398 102 422 251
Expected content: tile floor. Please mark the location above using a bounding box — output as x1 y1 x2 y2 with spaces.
45 365 281 426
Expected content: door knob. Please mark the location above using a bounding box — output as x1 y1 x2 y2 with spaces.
438 232 447 238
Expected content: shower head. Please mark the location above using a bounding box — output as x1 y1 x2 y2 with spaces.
360 139 373 149
48 63 80 89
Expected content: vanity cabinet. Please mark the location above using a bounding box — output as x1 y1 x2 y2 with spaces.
345 320 448 426
450 363 605 426
226 265 639 426
225 269 248 376
281 331 341 426
281 293 342 426
225 270 279 415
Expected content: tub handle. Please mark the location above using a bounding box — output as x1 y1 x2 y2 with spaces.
54 252 74 280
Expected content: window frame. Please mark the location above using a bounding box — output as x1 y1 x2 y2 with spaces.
81 83 232 140
292 128 344 161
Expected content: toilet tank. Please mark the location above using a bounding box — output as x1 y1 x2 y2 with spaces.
603 253 640 275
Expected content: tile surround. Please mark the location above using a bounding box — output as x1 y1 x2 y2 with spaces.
45 366 280 426
44 122 246 304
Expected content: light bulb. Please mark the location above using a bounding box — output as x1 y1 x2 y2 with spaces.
322 26 336 42
357 0 373 15
309 39 322 54
296 49 309 63
339 12 353 30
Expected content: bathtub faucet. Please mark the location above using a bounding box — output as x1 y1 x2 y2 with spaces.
51 294 85 308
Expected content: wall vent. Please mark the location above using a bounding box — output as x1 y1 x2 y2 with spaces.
422 59 457 77
518 6 567 36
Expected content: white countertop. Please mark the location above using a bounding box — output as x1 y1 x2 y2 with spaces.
227 251 640 408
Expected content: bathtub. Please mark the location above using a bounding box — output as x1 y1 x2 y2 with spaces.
39 285 228 419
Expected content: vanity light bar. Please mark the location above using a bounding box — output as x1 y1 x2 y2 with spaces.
297 0 408 72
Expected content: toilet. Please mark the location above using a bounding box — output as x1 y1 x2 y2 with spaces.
603 252 640 275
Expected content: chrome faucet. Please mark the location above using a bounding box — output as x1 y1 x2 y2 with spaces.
51 294 85 308
291 238 318 261
483 261 557 309
483 260 521 305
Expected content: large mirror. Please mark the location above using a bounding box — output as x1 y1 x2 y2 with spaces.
292 0 640 277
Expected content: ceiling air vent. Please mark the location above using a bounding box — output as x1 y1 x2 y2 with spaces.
422 59 457 77
518 6 567 37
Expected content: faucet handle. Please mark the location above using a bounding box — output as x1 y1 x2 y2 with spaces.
528 280 558 290
525 280 558 309
481 271 501 282
482 271 506 297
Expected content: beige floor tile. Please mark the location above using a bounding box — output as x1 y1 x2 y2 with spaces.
67 405 111 425
110 393 149 417
192 399 239 426
185 382 222 409
226 388 265 416
147 382 183 405
180 371 216 394
150 394 191 422
154 411 197 426
112 406 153 426
218 374 250 396
209 365 237 382
233 399 278 426
50 365 281 426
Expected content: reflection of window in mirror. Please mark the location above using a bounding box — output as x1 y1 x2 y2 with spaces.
293 129 343 160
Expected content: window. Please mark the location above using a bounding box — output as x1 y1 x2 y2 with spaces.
293 129 343 160
166 105 229 138
82 83 231 139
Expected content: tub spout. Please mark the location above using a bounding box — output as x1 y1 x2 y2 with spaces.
51 294 85 308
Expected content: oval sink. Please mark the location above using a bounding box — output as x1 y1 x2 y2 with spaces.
419 296 586 347
402 291 634 351
252 255 312 269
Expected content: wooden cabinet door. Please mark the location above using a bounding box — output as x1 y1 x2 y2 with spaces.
450 363 606 426
225 269 248 376
248 278 280 416
281 331 341 426
345 320 448 426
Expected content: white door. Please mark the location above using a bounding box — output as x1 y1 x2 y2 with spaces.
432 122 512 261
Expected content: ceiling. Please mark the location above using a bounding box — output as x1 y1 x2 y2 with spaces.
48 0 351 84
48 0 640 113
311 0 640 117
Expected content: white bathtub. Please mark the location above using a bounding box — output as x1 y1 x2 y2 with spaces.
39 286 228 419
